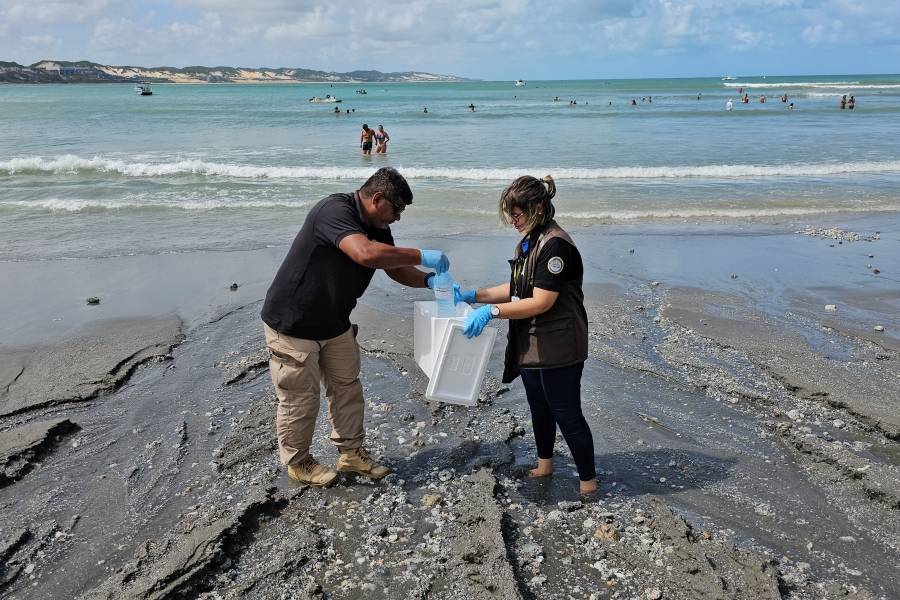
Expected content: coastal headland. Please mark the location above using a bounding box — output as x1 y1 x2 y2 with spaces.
0 60 467 84
0 215 897 599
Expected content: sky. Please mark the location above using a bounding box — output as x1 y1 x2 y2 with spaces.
1 0 898 80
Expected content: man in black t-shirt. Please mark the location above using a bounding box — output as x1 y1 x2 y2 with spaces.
261 168 449 486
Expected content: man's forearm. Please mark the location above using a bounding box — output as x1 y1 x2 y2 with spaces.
359 244 422 270
385 266 431 288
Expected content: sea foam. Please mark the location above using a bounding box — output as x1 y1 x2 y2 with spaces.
0 198 314 212
564 205 900 221
723 81 900 89
4 155 900 181
6 197 899 221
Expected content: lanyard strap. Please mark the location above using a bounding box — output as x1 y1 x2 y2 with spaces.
512 231 546 298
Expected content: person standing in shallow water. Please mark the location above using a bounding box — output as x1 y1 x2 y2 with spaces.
374 124 390 154
360 124 375 155
260 167 450 486
455 175 597 495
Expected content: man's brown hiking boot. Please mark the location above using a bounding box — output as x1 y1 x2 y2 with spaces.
336 447 390 480
287 456 339 486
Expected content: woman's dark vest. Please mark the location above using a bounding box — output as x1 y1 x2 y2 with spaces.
502 221 589 383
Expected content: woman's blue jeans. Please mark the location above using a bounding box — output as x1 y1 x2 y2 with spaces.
520 361 596 481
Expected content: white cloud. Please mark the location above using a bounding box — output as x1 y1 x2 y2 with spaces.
88 13 231 63
89 17 139 54
173 0 314 11
732 27 769 49
22 33 59 46
262 6 342 41
0 0 110 24
3 0 900 75
801 20 846 45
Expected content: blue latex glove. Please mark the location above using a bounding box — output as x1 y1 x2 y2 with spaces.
420 249 449 274
453 284 477 305
426 273 436 290
463 305 493 338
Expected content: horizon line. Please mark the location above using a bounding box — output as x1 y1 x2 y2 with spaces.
3 60 899 82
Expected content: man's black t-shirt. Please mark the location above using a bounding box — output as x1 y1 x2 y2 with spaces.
261 192 394 340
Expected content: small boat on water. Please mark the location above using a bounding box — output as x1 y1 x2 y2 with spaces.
515 79 526 87
721 76 737 81
355 89 367 94
309 94 342 103
134 82 152 96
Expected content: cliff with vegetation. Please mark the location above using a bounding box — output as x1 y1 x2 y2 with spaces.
0 60 466 83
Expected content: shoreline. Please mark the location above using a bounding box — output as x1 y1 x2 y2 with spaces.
0 79 471 86
2 72 899 84
1 216 898 598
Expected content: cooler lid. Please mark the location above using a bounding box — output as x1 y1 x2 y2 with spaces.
425 322 497 406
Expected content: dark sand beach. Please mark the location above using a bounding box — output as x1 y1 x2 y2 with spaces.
1 214 898 599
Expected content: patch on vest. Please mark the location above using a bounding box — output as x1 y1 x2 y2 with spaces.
547 256 565 274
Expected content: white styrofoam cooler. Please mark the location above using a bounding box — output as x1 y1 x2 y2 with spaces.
413 301 497 406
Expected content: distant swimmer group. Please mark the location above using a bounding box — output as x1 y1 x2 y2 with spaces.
723 87 860 113
727 92 799 111
358 124 392 155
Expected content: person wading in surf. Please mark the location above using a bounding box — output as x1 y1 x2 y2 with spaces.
360 124 375 155
374 124 390 154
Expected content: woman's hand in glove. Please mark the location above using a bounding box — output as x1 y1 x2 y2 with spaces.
463 305 493 338
454 284 477 305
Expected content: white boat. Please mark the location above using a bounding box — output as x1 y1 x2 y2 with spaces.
134 82 152 96
309 94 342 103
515 79 526 87
721 76 737 81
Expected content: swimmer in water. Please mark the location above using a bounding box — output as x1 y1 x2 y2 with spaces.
374 124 390 154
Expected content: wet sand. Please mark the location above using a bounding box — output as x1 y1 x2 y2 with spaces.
0 215 898 599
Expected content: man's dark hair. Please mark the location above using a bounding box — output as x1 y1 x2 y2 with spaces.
360 167 413 206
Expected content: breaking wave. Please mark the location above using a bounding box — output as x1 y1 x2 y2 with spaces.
0 198 313 212
7 198 899 222
724 81 900 89
4 155 900 181
565 205 900 221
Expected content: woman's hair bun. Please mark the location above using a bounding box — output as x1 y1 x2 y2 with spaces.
540 175 556 200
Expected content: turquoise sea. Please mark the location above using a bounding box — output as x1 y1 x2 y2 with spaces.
2 75 900 260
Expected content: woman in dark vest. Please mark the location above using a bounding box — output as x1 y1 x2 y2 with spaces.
459 175 596 494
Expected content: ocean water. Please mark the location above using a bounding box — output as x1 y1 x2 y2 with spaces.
2 75 900 260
